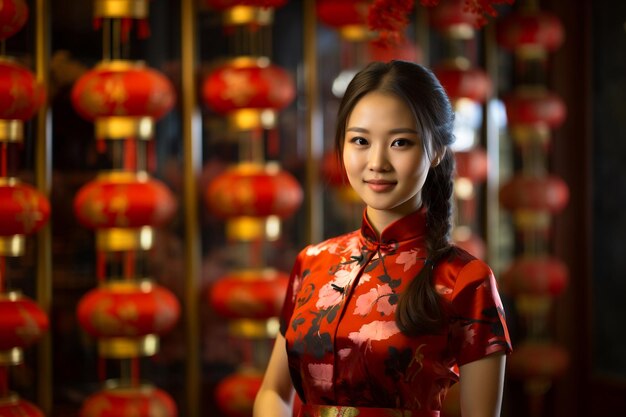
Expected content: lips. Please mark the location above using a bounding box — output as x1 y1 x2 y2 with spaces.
364 179 396 192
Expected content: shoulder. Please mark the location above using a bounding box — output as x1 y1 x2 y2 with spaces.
433 246 495 298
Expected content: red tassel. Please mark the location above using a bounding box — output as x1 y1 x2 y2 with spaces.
124 138 137 171
268 128 279 158
1 142 7 177
138 19 151 39
98 357 106 382
97 139 107 154
97 251 106 283
121 18 132 43
93 17 102 30
147 140 157 173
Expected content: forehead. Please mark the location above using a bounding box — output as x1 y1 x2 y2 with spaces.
347 91 416 126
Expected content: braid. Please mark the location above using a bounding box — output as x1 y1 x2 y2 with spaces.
396 152 455 336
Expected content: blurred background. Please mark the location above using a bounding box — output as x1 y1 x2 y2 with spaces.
0 0 623 416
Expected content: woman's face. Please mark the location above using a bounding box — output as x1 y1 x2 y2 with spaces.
342 91 434 227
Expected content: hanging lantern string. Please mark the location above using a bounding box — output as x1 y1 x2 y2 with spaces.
1 142 7 177
0 366 8 398
0 255 5 292
131 357 140 387
124 250 136 280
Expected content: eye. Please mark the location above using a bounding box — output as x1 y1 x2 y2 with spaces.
391 138 413 147
349 136 369 146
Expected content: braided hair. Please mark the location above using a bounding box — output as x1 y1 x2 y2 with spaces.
335 60 456 336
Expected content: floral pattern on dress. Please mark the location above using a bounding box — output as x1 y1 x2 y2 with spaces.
281 209 512 412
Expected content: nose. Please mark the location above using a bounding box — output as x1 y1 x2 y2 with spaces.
368 144 391 172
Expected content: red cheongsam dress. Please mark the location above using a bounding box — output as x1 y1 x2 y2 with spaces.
280 208 512 417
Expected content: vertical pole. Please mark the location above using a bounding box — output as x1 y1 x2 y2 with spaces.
303 0 322 244
181 0 201 416
35 0 53 413
483 23 502 270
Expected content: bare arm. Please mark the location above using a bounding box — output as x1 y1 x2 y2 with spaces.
253 333 295 417
459 352 506 417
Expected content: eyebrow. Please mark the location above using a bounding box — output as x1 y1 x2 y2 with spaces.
346 127 419 134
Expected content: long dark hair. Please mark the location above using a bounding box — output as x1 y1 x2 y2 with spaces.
335 61 456 335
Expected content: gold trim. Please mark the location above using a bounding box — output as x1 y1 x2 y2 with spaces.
96 227 154 251
339 25 372 41
228 318 280 339
98 335 159 358
95 59 145 71
94 0 149 19
95 170 149 182
0 235 25 257
227 109 277 131
514 211 551 230
0 347 23 366
0 177 20 186
0 120 23 143
223 6 273 26
96 116 154 140
443 24 476 40
511 125 551 147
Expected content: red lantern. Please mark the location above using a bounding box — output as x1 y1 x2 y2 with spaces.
507 341 569 380
0 395 44 417
202 57 295 130
497 10 564 55
71 60 175 139
454 147 488 182
499 174 569 214
215 370 263 417
429 0 481 38
316 0 370 40
210 269 288 320
80 383 177 417
73 171 177 230
0 178 50 236
0 0 29 41
502 255 568 297
435 63 491 103
0 292 49 364
504 87 566 130
77 280 179 358
206 163 302 219
0 58 45 142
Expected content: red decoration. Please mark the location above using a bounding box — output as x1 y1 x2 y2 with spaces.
0 59 45 121
435 63 491 102
507 341 569 380
0 395 44 417
210 269 289 320
71 60 175 122
367 0 414 46
80 384 177 417
215 371 263 417
504 88 566 129
0 0 29 41
0 292 49 352
499 174 569 214
496 10 564 54
502 255 568 297
76 281 180 339
367 36 422 63
454 147 488 182
0 179 50 236
73 172 177 230
205 0 288 9
316 0 370 30
428 0 481 34
202 58 295 115
205 163 303 219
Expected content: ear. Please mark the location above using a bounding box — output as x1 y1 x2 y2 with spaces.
431 147 446 168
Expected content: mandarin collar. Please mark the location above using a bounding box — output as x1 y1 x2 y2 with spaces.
359 207 427 247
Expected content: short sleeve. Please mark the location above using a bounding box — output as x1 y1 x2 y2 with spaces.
448 259 512 366
279 247 307 336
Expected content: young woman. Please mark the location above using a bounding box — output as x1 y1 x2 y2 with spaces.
254 61 512 417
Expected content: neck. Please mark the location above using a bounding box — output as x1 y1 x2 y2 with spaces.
366 204 421 237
